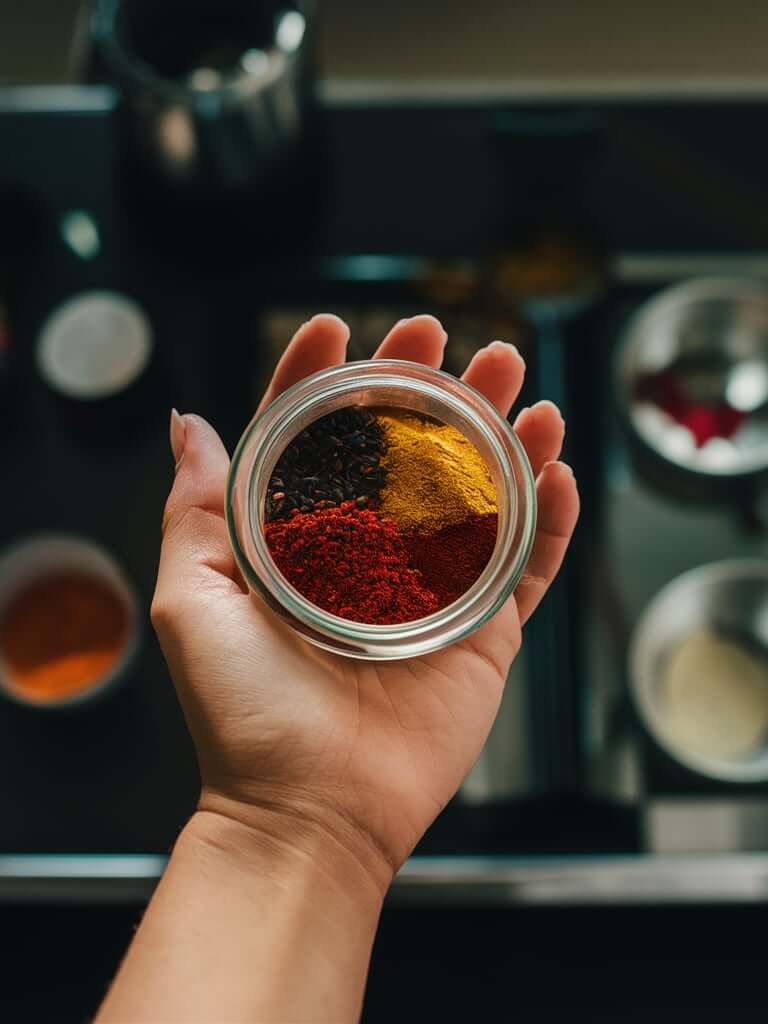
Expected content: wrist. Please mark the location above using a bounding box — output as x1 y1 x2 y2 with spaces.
187 789 394 904
99 793 386 1024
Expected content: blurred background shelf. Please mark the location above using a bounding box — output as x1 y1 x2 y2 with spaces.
9 1 768 101
6 852 768 905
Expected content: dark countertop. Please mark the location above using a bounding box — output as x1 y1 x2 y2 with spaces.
2 902 766 1022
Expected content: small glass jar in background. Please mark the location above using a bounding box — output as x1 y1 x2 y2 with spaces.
227 360 537 660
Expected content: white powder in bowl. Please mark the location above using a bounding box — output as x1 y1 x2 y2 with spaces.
662 626 768 762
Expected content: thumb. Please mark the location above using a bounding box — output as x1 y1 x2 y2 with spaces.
155 412 239 618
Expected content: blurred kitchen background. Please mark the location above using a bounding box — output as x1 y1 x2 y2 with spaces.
4 1 768 1020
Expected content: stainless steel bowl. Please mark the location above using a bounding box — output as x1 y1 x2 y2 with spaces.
629 559 768 782
615 278 768 480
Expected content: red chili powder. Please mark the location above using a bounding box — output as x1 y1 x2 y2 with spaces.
405 515 498 610
265 504 439 624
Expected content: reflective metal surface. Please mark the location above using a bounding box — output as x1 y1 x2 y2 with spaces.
629 559 768 782
92 0 314 192
616 277 768 479
3 853 768 905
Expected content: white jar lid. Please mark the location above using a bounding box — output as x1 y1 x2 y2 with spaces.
36 291 153 400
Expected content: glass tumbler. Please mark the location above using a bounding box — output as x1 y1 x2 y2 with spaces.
227 360 537 660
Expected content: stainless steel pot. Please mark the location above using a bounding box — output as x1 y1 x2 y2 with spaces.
92 0 315 194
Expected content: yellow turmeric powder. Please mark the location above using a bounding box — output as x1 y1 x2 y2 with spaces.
376 411 497 532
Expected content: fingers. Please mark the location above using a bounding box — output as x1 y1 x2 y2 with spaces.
461 341 526 416
257 314 350 413
373 314 447 367
514 400 565 476
515 461 580 625
155 413 240 625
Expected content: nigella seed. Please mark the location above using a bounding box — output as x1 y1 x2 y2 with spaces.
265 405 386 522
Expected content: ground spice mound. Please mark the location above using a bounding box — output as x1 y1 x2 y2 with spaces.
0 572 129 701
265 504 439 624
405 515 498 609
376 411 497 532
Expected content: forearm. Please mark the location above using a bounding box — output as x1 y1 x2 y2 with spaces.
96 808 388 1024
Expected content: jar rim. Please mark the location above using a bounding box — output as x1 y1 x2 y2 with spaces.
227 360 537 657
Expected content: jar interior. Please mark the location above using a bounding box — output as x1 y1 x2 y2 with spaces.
251 383 516 628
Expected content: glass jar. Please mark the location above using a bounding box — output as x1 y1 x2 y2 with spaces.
226 360 537 660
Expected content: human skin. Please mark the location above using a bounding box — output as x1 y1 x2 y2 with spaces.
96 314 579 1024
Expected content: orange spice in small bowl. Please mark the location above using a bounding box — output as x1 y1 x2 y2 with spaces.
0 536 139 708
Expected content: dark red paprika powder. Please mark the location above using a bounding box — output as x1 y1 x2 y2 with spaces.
404 514 498 610
265 503 439 624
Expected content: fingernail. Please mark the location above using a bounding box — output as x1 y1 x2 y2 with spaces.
532 399 564 417
170 408 186 469
487 340 519 354
394 314 448 342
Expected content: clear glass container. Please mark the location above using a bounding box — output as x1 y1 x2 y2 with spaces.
226 360 537 659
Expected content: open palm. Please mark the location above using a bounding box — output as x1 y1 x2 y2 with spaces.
152 314 579 884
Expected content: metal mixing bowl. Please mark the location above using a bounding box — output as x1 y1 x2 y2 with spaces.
615 278 768 479
629 559 768 782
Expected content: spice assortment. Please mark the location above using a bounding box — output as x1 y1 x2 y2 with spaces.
264 406 499 624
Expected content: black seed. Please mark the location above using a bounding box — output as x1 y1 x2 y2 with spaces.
265 406 386 521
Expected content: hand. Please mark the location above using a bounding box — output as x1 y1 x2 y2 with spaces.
152 314 579 894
